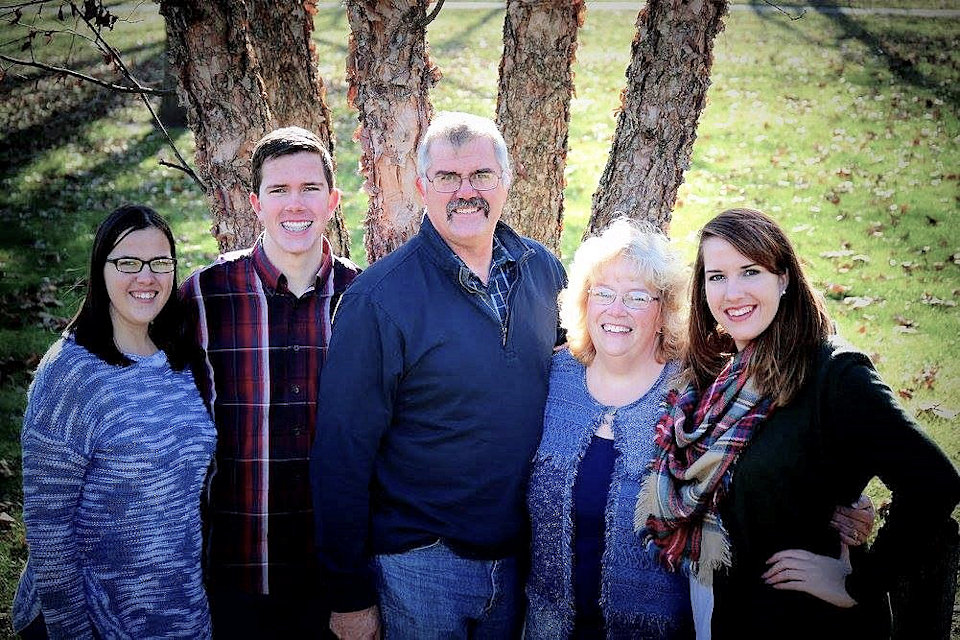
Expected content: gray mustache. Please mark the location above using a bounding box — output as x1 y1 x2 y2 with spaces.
446 197 490 219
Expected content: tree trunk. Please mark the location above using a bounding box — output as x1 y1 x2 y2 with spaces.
159 0 350 257
587 0 728 236
345 0 438 264
159 0 270 252
496 0 583 254
247 0 350 257
159 24 188 128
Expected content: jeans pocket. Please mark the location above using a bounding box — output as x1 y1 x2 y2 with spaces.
389 538 443 556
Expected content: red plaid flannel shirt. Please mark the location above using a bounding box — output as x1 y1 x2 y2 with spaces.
181 237 359 596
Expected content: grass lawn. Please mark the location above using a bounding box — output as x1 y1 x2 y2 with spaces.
1 2 957 636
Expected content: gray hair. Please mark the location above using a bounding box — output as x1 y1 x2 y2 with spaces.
416 112 512 186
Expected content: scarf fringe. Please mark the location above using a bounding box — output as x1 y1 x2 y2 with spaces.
635 474 657 532
636 346 772 577
691 522 730 586
636 473 733 585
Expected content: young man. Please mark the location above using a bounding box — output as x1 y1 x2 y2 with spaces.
313 112 567 639
182 127 360 638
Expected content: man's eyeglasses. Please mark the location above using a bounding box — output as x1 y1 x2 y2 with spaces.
426 170 501 194
588 287 660 310
106 257 177 274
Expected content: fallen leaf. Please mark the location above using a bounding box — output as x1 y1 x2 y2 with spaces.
843 296 875 309
898 388 914 400
825 283 852 299
893 314 916 327
820 250 854 259
917 402 958 420
0 513 15 529
913 365 939 390
920 293 956 307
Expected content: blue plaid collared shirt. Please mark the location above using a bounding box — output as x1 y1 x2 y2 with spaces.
454 235 517 326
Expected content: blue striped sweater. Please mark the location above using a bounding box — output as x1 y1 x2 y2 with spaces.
13 335 217 639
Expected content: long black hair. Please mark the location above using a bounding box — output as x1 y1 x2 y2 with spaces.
66 204 188 370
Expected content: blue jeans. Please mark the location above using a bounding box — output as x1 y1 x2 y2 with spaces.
374 540 523 639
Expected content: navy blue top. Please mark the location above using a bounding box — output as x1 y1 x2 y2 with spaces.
572 434 617 637
313 217 567 612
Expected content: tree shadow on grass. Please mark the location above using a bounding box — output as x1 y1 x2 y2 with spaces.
746 0 958 106
0 127 181 310
0 41 164 96
809 6 958 106
0 52 165 176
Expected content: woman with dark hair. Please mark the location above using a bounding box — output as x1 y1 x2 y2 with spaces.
639 208 959 638
12 205 216 639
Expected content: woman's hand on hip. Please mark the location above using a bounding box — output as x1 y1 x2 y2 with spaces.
762 544 857 608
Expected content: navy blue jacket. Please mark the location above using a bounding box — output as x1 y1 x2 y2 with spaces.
312 216 566 612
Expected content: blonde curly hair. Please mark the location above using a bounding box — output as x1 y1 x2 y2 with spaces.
560 217 688 366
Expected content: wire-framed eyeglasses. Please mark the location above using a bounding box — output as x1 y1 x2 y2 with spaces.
588 287 660 310
426 170 501 194
106 257 177 274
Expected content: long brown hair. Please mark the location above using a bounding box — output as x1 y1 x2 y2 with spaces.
687 208 831 406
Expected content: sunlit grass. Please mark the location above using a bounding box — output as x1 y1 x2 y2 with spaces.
0 3 957 635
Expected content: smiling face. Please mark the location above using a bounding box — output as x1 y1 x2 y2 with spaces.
416 137 508 258
104 226 174 349
702 236 788 351
251 151 341 268
586 257 662 366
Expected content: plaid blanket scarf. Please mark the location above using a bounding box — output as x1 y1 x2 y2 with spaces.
636 345 773 585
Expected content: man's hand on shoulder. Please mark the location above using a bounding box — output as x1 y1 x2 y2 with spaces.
330 607 381 640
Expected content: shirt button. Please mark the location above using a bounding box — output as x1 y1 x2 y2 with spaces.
292 345 300 352
292 384 301 395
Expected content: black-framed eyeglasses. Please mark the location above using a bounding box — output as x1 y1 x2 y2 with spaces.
588 287 660 310
106 257 177 274
426 170 501 194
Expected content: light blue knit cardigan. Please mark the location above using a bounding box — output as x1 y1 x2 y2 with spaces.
525 349 693 639
13 336 216 639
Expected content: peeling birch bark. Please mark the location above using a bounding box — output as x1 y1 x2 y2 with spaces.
587 0 728 236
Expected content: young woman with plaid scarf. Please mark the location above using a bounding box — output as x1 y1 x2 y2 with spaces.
639 208 960 638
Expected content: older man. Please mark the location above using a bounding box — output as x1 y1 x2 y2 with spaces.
312 112 566 639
